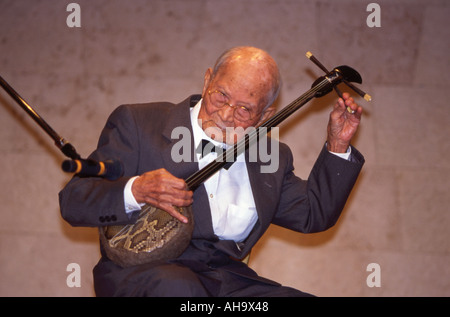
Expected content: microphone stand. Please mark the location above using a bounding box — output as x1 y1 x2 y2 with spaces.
0 75 81 161
0 75 123 180
0 76 123 180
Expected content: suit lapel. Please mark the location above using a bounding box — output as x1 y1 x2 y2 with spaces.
240 142 281 254
247 162 276 220
160 95 200 180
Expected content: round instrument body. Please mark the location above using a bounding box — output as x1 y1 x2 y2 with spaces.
99 205 194 268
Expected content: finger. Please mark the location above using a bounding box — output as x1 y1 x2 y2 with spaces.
342 97 354 113
333 96 346 113
353 105 363 120
337 92 356 114
345 99 362 116
153 169 188 189
133 181 192 210
344 97 355 107
341 92 351 101
142 197 189 223
147 188 193 207
159 202 189 224
163 189 194 206
166 178 189 190
136 169 188 193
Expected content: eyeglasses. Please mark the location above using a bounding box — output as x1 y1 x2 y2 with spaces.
207 90 259 122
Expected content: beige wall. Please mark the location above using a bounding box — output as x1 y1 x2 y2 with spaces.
0 0 448 297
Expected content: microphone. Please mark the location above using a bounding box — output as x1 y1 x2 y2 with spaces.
62 158 123 180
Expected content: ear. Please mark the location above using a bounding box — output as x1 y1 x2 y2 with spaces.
201 68 213 97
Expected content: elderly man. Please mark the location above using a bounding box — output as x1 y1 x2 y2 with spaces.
59 46 364 297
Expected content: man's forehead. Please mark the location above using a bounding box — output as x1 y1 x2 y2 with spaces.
212 75 268 104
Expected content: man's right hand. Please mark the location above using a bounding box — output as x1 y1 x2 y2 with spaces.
131 168 193 223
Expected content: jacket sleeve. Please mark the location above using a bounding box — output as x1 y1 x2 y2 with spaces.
58 105 141 227
271 144 365 233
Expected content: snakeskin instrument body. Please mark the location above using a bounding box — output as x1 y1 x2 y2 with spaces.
99 204 194 268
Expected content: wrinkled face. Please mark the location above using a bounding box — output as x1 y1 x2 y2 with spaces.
198 61 276 145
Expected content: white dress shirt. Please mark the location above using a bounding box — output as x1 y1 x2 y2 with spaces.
189 100 258 242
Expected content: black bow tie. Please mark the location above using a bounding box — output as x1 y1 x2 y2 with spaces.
197 139 224 158
197 139 234 170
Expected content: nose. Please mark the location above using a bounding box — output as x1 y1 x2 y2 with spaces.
218 103 235 123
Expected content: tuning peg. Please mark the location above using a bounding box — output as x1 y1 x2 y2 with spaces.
305 51 371 104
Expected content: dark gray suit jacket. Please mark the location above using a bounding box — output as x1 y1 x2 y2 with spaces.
59 95 364 291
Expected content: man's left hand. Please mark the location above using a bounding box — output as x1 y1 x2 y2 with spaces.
326 92 362 153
